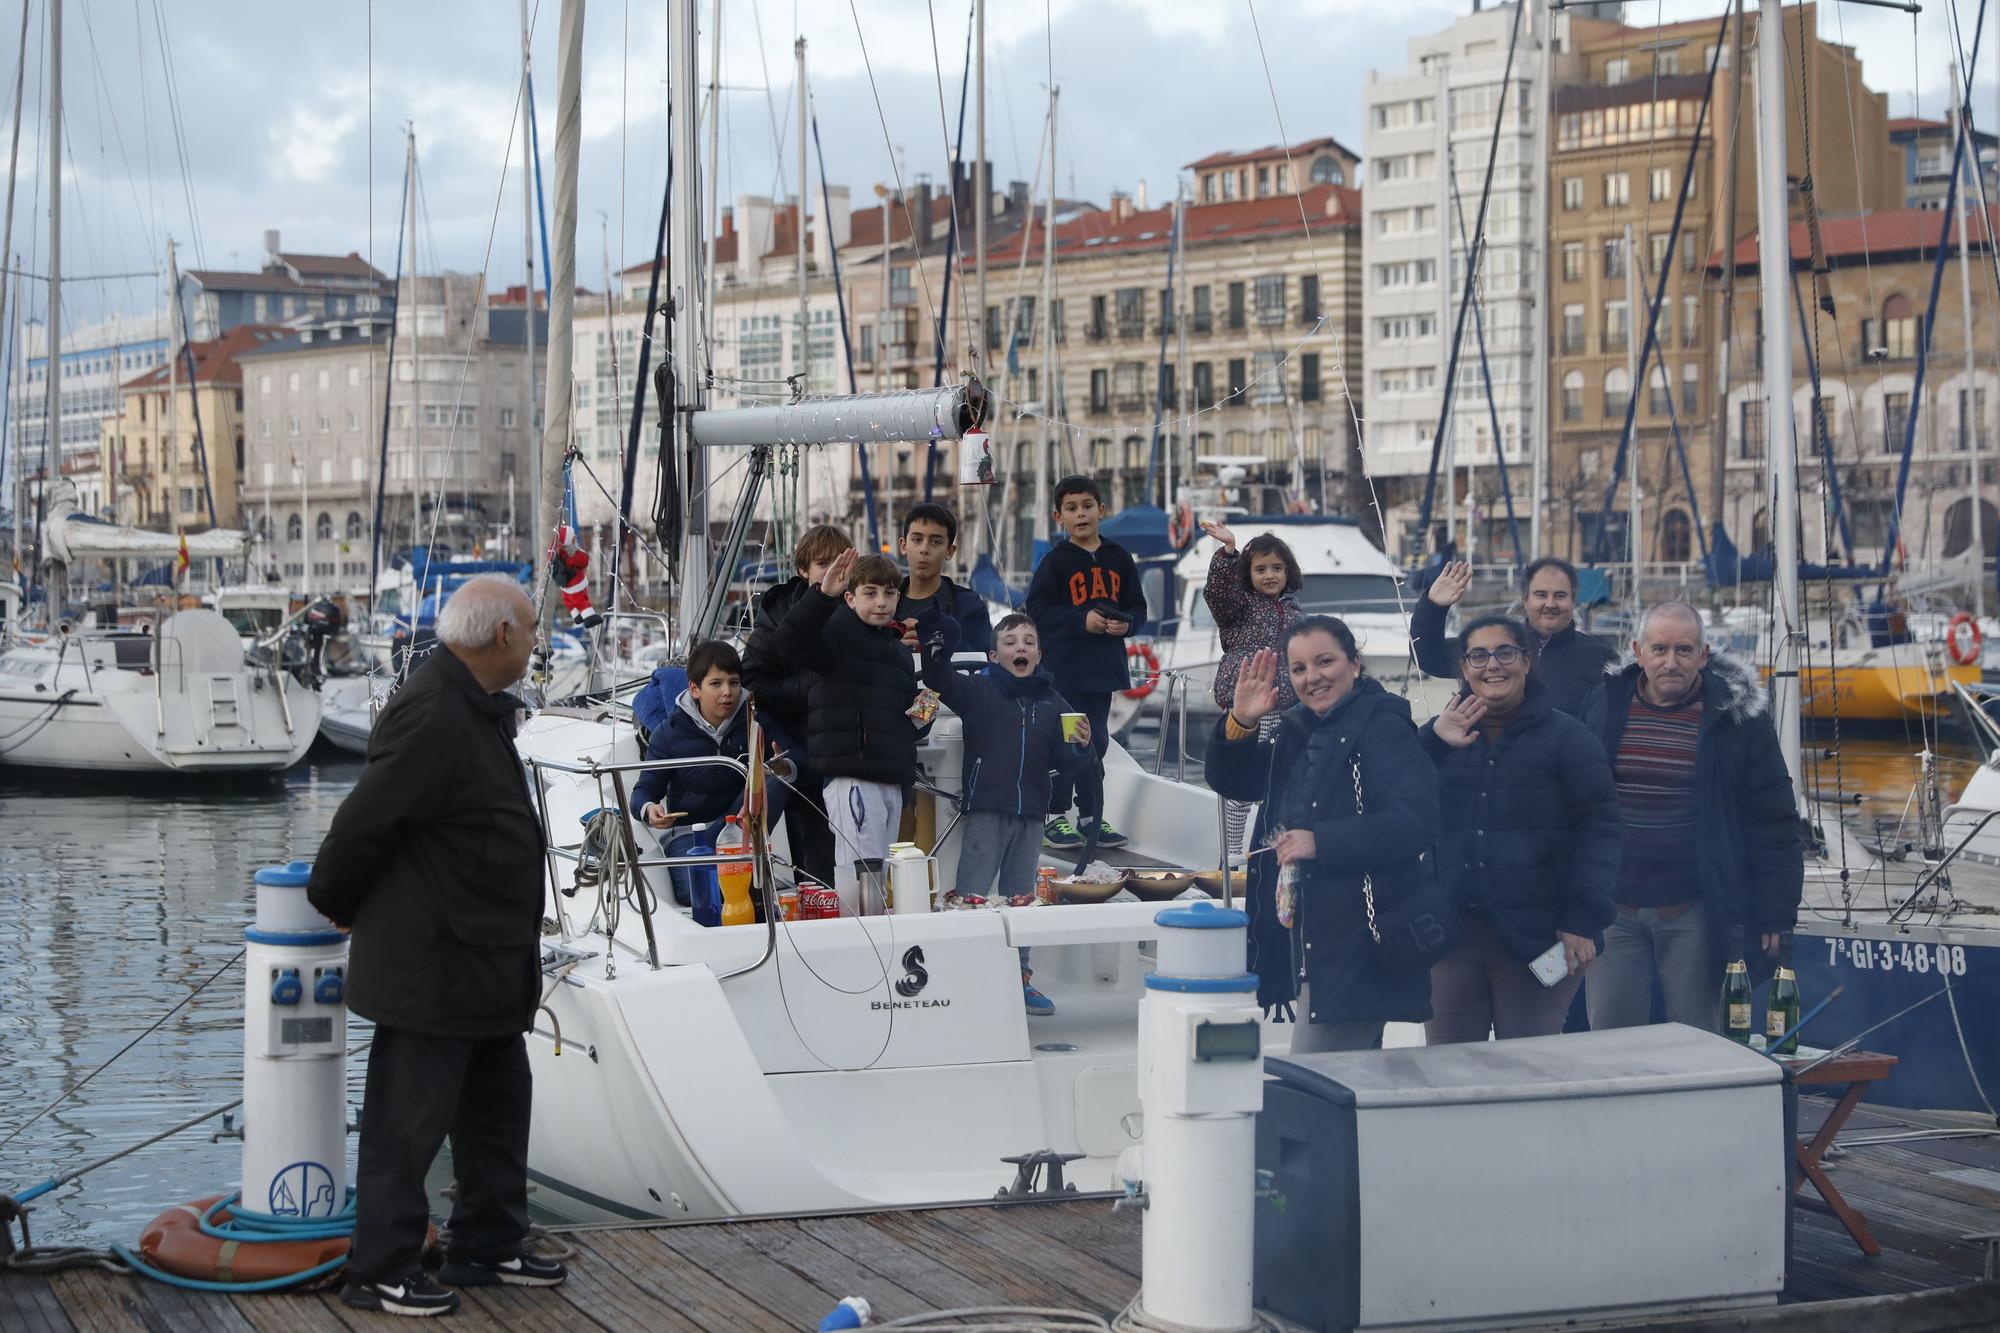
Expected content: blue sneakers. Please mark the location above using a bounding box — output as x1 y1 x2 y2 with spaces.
1023 970 1055 1017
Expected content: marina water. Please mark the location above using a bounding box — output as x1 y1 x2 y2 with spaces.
0 734 1980 1246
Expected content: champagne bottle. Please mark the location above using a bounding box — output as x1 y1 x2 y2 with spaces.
1767 933 1801 1055
1721 926 1753 1044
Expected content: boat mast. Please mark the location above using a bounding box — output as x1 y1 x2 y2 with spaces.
1715 0 1746 573
1 0 27 569
1756 0 1804 806
670 0 707 646
1957 66 1985 619
795 36 809 523
36 0 58 618
703 0 720 366
1527 0 1551 556
1037 88 1057 545
534 0 584 670
407 129 421 564
1172 183 1187 508
1623 224 1641 612
168 237 181 568
520 0 538 563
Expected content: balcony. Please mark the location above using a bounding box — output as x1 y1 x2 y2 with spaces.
1088 398 1111 416
1191 313 1213 335
1299 307 1322 327
1116 321 1146 340
1116 395 1148 413
1560 335 1586 356
1601 332 1629 355
1085 323 1109 343
1256 308 1286 328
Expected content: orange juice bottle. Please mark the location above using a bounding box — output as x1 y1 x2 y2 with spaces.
717 815 756 927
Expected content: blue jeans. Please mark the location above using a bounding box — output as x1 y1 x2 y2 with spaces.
1586 901 1722 1032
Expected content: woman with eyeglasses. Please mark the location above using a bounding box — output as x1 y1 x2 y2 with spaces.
1421 615 1622 1043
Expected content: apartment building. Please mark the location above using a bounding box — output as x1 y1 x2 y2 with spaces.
1362 3 1561 558
10 311 172 472
979 138 1365 557
1711 206 2000 570
237 275 543 593
1890 116 2000 211
101 323 288 532
178 229 393 341
1543 3 1902 565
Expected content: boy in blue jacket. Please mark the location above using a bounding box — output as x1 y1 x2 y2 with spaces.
923 612 1091 1015
631 640 794 913
1024 475 1147 850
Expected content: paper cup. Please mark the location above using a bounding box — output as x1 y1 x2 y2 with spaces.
1061 712 1086 743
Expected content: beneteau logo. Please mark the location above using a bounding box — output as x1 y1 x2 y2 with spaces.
872 946 951 1010
895 946 929 997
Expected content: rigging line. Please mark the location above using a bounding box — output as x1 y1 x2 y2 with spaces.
1241 0 1398 576
1592 4 1733 562
73 0 158 274
924 0 980 380
146 0 202 269
810 98 881 553
1445 151 1525 567
844 0 945 370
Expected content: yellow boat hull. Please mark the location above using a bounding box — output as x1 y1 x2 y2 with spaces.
1765 649 1980 722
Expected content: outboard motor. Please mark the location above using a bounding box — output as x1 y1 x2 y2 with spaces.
285 599 347 686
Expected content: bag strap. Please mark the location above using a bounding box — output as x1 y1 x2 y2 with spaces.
1352 753 1381 944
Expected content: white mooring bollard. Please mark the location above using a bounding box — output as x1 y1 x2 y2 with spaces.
241 860 351 1219
1127 900 1265 1331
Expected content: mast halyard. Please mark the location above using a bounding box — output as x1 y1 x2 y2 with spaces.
534 0 585 672
1755 0 1805 810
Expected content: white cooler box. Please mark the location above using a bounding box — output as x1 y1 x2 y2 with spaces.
1254 1023 1790 1330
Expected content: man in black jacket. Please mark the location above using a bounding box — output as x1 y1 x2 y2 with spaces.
1410 556 1616 715
1577 601 1804 1032
309 574 565 1317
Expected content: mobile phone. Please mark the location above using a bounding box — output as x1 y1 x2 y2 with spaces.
1529 941 1570 988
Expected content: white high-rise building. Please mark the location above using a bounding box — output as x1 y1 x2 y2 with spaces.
1362 1 1582 558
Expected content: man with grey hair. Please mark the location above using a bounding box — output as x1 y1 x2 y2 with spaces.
310 573 566 1316
1578 600 1802 1032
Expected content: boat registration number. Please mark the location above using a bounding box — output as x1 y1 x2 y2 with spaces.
1824 937 1969 977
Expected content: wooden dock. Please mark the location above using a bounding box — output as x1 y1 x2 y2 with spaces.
4 1095 1998 1331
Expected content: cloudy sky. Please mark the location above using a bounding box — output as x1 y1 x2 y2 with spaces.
3 0 1992 330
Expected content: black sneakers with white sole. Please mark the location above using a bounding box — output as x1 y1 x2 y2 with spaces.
437 1251 570 1288
341 1272 462 1317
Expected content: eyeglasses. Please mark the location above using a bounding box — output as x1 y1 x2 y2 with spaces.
1463 646 1526 668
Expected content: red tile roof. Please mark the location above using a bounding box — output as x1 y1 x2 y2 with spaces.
1185 137 1357 171
120 324 290 390
1887 117 1949 134
846 195 958 251
980 184 1360 265
1709 205 2000 270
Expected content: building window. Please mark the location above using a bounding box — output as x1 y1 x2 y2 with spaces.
1603 238 1626 279
1255 274 1285 326
1739 398 1766 459
1604 172 1630 208
346 511 365 541
1562 177 1583 211
1881 296 1919 359
1662 509 1692 562
1191 287 1211 333
1606 57 1631 84
1193 362 1215 408
1227 282 1246 331
1656 48 1682 76
1682 363 1699 414
1649 167 1673 203
1562 370 1585 421
1299 274 1320 323
1649 231 1670 274
1561 304 1585 354
1648 366 1671 415
288 415 301 435
1087 295 1108 340
1089 369 1109 414
1961 387 1988 450
1251 352 1285 406
984 305 1002 352
1115 287 1145 339
1603 366 1631 418
500 407 517 428
1226 358 1248 403
1681 295 1700 347
1603 300 1630 353
1113 362 1147 410
1883 391 1912 449
1300 353 1321 402
287 513 303 541
1561 242 1583 283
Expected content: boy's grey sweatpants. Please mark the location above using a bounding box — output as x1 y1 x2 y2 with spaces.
957 810 1042 973
825 776 903 916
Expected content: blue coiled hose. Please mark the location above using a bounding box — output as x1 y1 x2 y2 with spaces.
110 1189 357 1292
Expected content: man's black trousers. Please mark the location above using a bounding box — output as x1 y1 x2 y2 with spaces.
348 1025 532 1283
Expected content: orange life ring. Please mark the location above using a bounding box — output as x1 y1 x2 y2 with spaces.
1123 641 1161 700
1168 502 1194 549
1947 612 1984 666
137 1197 353 1287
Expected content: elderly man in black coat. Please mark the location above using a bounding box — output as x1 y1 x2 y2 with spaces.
309 574 565 1317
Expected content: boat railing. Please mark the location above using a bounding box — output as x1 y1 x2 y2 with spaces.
523 747 778 980
1892 805 2000 921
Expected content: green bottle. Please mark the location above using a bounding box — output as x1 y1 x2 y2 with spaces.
1767 933 1801 1055
1721 926 1753 1044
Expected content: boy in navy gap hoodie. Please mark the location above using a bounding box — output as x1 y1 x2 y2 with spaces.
1024 475 1147 851
922 612 1090 1016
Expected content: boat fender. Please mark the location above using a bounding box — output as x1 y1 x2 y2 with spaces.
1948 613 1983 666
1122 641 1161 701
269 969 303 1007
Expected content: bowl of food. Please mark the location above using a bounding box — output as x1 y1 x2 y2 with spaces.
1193 867 1250 896
1123 870 1197 900
1056 863 1129 903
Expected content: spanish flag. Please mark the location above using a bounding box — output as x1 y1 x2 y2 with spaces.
177 530 190 575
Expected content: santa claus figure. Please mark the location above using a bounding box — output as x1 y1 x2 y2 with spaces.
547 525 603 628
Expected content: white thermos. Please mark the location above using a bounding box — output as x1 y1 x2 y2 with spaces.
887 844 936 915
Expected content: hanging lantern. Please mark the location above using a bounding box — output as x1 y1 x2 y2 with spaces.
957 430 995 488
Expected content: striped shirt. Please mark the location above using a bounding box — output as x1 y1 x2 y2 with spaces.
1613 693 1703 908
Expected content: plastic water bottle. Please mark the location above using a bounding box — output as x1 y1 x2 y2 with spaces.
717 815 755 928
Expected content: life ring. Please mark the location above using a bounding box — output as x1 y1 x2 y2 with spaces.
1123 641 1161 700
136 1196 352 1287
1168 502 1194 549
1948 613 1984 666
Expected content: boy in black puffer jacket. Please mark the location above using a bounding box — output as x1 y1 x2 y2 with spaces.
773 549 921 916
923 612 1092 1017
